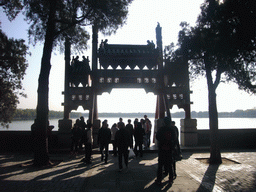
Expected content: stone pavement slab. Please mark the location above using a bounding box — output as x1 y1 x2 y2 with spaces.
0 149 256 192
180 150 256 192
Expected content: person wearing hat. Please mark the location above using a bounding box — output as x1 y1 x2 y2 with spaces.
155 117 176 186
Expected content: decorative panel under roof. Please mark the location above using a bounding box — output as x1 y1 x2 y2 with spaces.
98 40 159 70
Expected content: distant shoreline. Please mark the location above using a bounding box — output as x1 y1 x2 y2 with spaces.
12 113 256 121
13 108 256 121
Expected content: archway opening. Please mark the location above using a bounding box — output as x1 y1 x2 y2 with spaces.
97 88 156 124
98 88 156 145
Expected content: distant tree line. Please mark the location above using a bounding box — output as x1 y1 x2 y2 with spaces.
13 109 88 120
13 109 63 120
191 109 256 118
13 108 256 120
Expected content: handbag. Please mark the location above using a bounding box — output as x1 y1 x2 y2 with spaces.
129 148 135 158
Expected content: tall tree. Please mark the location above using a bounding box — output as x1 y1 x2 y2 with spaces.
166 0 255 164
0 28 29 128
12 0 133 166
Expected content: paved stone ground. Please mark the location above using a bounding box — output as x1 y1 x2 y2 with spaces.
0 149 256 192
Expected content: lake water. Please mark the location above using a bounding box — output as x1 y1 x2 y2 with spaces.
1 117 256 131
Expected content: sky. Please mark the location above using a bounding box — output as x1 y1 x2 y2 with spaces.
1 0 255 114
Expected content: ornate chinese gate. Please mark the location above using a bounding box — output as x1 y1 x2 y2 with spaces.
58 23 197 147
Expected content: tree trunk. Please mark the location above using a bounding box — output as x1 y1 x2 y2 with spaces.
33 2 56 166
206 66 222 164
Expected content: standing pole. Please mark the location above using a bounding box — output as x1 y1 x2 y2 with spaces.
182 36 191 119
92 25 98 72
90 24 99 122
156 23 171 119
64 38 71 119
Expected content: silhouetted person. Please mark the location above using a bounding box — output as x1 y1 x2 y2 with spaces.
111 123 119 156
115 122 130 172
81 56 90 86
125 119 134 149
87 119 92 129
140 118 147 149
78 116 87 149
98 120 111 164
171 121 182 179
84 121 93 164
134 118 139 129
145 118 152 148
71 119 82 155
133 122 145 157
117 117 125 128
155 117 175 186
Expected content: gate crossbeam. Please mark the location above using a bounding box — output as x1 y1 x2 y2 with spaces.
95 70 158 94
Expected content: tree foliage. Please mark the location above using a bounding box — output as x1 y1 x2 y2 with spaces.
23 0 132 53
0 0 23 21
0 29 29 127
194 0 256 92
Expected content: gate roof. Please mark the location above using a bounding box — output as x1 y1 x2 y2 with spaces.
98 41 159 70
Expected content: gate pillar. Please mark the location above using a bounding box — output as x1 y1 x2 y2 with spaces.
153 23 171 145
91 24 101 147
59 38 73 134
180 41 197 146
89 93 101 147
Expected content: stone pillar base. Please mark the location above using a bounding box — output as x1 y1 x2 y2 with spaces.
57 119 73 150
58 119 73 133
180 119 197 147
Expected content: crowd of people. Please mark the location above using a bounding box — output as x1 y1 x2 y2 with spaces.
97 116 152 171
70 116 93 164
70 115 181 186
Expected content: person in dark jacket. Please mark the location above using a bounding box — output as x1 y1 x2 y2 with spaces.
78 116 87 149
115 122 130 172
133 122 145 157
98 120 111 164
84 120 93 164
111 123 119 156
155 117 176 186
125 119 134 149
71 119 82 155
134 118 139 129
117 117 125 128
171 121 182 179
